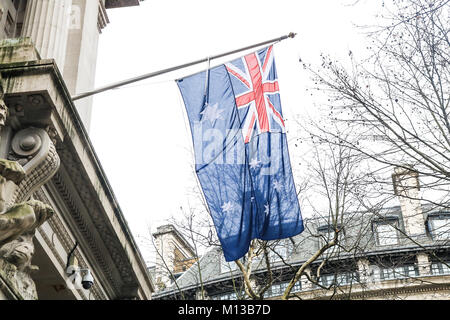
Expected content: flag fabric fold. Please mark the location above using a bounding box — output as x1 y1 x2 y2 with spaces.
177 46 303 261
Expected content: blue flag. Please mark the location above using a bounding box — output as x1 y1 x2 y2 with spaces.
177 46 304 261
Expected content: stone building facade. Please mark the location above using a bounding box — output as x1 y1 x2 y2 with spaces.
153 169 450 300
0 0 139 130
0 0 154 300
151 225 197 291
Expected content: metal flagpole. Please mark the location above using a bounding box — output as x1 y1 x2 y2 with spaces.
72 32 297 101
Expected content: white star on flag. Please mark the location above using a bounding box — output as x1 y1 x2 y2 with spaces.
249 157 261 170
200 103 223 124
222 201 238 214
273 180 284 192
264 203 270 215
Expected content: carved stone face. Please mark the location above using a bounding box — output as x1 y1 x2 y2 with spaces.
0 100 8 126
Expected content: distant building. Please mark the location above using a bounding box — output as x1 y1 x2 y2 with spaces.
153 169 450 300
0 0 153 300
152 225 197 291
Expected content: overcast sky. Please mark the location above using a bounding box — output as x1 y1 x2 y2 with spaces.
89 0 381 264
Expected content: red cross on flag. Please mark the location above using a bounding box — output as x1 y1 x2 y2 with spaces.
225 45 286 144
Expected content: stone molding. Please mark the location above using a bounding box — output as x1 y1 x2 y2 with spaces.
33 188 106 300
49 170 120 296
316 279 450 300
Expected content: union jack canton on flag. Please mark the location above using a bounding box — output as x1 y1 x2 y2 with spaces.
177 46 304 262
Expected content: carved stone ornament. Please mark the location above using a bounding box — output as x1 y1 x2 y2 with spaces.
0 200 54 247
7 127 60 206
0 126 59 238
0 254 38 300
0 99 8 127
0 120 60 299
0 230 40 300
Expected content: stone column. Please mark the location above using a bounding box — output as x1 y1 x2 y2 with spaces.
392 167 425 237
21 0 72 70
357 258 371 284
416 253 431 276
300 267 313 291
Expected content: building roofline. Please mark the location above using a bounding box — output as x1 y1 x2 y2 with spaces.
153 225 197 257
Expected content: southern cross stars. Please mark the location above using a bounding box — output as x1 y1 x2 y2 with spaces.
249 157 261 170
222 201 238 214
273 180 284 192
200 103 224 124
264 203 270 215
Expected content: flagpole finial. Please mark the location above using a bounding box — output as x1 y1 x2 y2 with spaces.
288 32 297 39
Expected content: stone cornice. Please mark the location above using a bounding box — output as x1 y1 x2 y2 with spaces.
49 169 123 297
307 276 450 300
348 283 450 300
34 188 106 300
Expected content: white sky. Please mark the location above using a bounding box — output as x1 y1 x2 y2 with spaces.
89 0 381 264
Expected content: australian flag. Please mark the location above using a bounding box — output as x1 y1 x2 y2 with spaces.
177 46 304 262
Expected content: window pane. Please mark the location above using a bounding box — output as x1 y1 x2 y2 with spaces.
376 224 398 245
381 268 394 280
292 281 302 292
431 263 441 275
444 263 450 274
269 241 290 262
431 262 450 275
432 218 450 240
381 265 417 280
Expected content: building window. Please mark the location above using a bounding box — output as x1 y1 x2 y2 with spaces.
292 280 302 293
380 265 418 280
267 282 288 297
217 291 237 300
431 262 450 275
268 240 293 263
428 214 450 240
266 281 301 298
317 224 343 248
211 289 245 300
318 273 335 287
317 272 358 287
220 292 237 300
252 240 294 265
374 219 399 246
